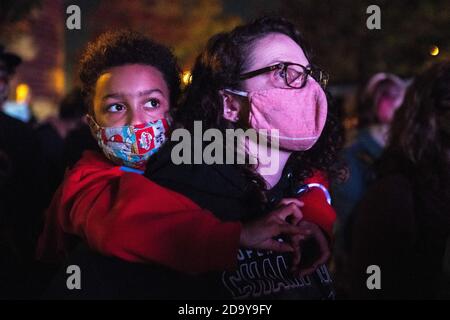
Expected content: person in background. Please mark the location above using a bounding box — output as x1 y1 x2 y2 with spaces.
0 45 21 107
332 73 409 237
0 44 47 299
0 44 32 124
61 117 98 170
344 61 450 299
332 73 409 296
36 87 89 204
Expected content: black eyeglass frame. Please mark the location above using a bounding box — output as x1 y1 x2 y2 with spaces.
239 62 329 89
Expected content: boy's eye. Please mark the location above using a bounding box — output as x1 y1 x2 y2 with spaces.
107 104 126 113
144 98 160 109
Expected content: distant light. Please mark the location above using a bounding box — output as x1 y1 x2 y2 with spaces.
182 70 192 86
430 45 440 56
52 68 65 95
16 83 30 103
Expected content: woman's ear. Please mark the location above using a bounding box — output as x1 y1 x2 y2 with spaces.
219 90 241 122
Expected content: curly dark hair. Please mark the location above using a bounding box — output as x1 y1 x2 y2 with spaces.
379 61 450 235
386 60 450 168
78 30 181 113
175 16 344 206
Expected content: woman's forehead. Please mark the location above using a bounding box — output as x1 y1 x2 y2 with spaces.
246 33 308 70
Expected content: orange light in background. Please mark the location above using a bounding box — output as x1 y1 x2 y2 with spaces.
16 83 30 103
182 70 192 86
430 45 440 56
51 68 65 96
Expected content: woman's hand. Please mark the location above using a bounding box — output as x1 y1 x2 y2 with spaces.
289 220 331 277
240 202 304 252
277 198 304 225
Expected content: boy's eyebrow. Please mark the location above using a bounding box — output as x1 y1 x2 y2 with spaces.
137 89 164 97
102 92 125 100
102 89 164 101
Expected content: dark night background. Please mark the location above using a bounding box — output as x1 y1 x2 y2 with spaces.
0 0 448 120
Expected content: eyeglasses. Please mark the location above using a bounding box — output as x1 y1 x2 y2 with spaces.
239 62 329 89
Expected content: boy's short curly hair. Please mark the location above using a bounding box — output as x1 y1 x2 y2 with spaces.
78 30 181 114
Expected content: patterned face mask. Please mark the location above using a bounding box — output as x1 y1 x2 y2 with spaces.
88 115 171 169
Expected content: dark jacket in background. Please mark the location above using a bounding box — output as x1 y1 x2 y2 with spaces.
345 153 450 299
332 128 383 228
0 112 48 299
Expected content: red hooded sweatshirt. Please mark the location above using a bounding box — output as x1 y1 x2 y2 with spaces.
37 151 335 274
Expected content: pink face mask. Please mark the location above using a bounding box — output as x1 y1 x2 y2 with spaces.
226 78 328 151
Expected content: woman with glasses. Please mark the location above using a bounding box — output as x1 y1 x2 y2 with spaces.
142 16 342 299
